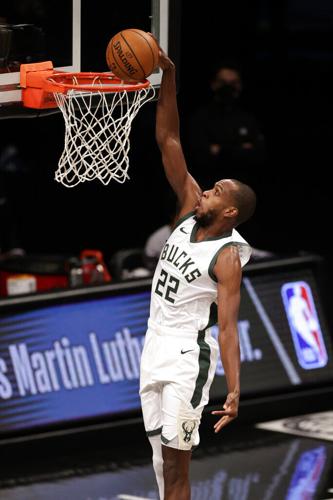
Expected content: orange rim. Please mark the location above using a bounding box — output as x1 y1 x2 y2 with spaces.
44 72 151 94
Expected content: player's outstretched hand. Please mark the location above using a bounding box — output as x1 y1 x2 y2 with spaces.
211 391 239 433
147 33 175 71
158 48 175 71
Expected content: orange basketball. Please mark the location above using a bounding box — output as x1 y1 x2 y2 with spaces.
106 29 159 81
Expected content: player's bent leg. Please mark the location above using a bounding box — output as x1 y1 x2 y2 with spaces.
162 445 191 500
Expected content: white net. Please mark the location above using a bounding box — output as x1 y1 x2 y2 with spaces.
52 78 155 187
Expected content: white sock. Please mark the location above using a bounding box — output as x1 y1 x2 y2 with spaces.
149 434 164 499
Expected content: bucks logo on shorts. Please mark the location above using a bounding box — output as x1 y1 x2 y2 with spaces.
182 420 196 443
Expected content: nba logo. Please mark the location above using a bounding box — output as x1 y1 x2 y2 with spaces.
281 281 328 369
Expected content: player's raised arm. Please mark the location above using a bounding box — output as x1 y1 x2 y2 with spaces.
156 48 201 215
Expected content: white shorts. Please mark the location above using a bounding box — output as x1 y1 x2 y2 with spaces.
139 319 219 451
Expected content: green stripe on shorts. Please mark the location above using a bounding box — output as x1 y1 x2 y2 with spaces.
190 302 217 408
146 427 162 437
190 330 211 409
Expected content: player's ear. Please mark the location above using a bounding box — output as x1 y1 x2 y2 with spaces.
224 206 238 219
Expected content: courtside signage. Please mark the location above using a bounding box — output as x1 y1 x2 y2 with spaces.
0 270 332 435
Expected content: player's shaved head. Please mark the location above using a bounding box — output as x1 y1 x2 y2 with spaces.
227 179 256 226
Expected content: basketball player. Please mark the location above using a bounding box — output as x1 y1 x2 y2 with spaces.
139 44 256 500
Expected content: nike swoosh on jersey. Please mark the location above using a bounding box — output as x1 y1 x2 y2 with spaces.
181 349 194 354
180 227 189 234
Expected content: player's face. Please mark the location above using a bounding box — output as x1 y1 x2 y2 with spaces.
195 180 236 225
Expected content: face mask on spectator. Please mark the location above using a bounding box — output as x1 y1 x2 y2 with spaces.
215 83 239 106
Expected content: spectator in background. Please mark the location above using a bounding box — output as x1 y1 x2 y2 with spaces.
144 194 179 272
144 221 174 272
185 60 266 189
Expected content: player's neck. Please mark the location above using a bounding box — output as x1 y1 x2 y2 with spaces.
195 222 233 242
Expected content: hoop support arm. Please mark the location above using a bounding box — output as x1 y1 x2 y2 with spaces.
20 61 61 109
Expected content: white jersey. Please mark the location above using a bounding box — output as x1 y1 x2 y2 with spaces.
149 212 251 333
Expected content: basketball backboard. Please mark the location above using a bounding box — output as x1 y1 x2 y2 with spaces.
0 0 180 119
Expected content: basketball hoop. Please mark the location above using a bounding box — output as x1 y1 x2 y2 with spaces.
20 63 155 187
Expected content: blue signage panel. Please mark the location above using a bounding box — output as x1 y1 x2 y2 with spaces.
0 292 150 432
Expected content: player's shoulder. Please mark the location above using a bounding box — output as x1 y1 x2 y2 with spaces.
217 244 242 266
215 245 242 284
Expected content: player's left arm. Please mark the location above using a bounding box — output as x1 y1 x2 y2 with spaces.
211 245 242 433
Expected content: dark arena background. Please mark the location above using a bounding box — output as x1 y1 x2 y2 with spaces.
0 1 333 499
